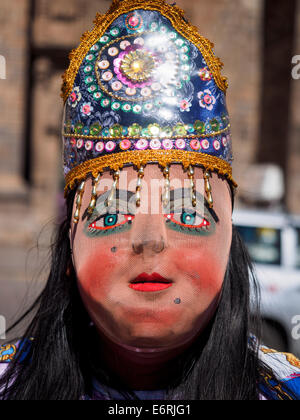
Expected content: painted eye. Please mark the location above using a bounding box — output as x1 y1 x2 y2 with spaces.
103 214 118 227
181 211 196 225
164 211 210 230
88 212 135 232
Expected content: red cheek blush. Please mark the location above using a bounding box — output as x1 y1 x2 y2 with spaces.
170 247 224 294
76 245 121 297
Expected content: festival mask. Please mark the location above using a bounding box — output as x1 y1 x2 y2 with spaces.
61 0 237 224
63 0 237 353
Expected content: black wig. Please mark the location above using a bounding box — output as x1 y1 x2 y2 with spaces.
0 185 296 400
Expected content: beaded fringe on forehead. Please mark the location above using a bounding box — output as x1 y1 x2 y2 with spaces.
72 161 233 224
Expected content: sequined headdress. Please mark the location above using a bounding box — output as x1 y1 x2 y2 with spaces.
61 0 237 223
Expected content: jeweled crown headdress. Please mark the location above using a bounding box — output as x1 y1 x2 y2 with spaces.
61 0 237 223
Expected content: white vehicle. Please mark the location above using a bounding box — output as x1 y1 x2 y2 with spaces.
232 209 300 357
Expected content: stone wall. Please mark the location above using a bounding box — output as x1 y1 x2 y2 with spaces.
288 0 300 214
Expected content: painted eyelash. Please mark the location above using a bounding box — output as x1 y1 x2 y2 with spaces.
164 212 210 231
88 212 135 232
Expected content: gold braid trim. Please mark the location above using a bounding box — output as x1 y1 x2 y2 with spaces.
61 0 228 103
64 150 237 196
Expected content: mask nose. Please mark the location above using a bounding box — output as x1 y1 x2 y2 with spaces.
132 236 166 255
130 214 167 255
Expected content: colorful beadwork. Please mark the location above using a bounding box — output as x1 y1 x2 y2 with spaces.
61 0 237 201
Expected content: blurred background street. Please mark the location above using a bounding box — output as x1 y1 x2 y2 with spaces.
0 0 300 354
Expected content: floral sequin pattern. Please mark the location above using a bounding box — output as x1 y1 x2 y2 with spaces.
63 9 233 178
198 89 216 111
68 87 82 108
80 102 94 117
66 10 204 125
94 32 194 120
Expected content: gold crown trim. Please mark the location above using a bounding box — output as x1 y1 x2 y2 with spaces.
61 0 228 103
64 150 237 196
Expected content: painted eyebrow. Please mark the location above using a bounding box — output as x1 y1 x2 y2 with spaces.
82 188 219 223
97 189 136 201
82 189 136 221
163 188 219 223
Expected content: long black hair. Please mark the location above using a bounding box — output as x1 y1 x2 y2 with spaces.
0 185 295 400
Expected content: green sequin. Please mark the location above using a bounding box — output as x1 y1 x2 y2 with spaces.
101 98 111 108
141 127 149 137
85 76 94 85
133 105 142 114
84 65 93 74
100 35 110 44
86 54 95 62
122 103 132 113
110 124 123 138
110 28 120 37
88 84 98 93
210 118 220 132
90 123 102 136
194 120 206 134
111 101 121 110
128 123 142 137
174 123 187 136
93 92 103 100
74 122 84 135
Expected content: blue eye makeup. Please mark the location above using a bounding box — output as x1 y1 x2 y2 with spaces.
84 189 136 237
83 188 218 238
164 209 213 236
163 189 216 236
87 210 135 237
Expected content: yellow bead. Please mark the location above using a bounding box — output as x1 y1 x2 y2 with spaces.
205 179 212 193
76 194 82 206
73 209 80 222
88 198 97 213
78 181 85 192
207 194 214 208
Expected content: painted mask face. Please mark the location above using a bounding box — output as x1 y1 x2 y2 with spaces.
70 164 232 351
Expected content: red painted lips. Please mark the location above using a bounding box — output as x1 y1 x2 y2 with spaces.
129 273 173 292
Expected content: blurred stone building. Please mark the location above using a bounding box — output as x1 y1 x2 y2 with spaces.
0 0 300 331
